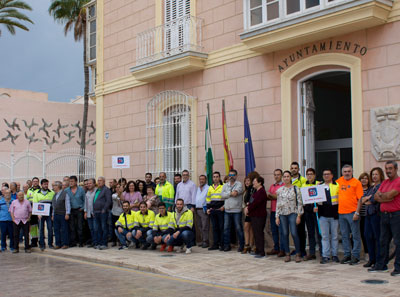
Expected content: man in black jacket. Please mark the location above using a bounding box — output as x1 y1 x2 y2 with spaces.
93 176 112 250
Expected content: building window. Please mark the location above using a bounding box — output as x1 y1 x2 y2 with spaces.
87 1 96 64
165 0 191 53
245 0 343 30
146 91 196 182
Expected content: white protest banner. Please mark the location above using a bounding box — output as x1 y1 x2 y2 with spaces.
32 202 51 216
112 156 130 169
300 185 327 205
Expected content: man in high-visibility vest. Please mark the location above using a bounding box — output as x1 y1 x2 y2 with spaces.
155 172 175 211
167 198 194 254
132 201 155 250
316 169 340 264
115 201 135 250
301 168 321 261
206 171 224 251
27 177 40 247
33 178 55 251
148 202 175 252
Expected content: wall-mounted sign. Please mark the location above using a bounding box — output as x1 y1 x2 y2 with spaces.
278 40 368 72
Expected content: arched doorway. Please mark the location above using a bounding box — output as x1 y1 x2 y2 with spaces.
280 53 363 176
299 71 352 179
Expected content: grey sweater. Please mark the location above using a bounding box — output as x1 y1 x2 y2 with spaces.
221 181 244 213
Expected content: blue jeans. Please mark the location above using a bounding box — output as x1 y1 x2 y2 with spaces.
319 216 339 258
280 213 301 254
115 228 132 246
87 217 96 245
376 211 400 271
339 212 361 259
223 212 245 249
131 228 151 245
167 230 194 248
270 212 284 251
93 212 109 246
0 221 14 250
53 214 69 247
39 215 53 248
209 209 224 247
364 213 381 263
146 230 156 244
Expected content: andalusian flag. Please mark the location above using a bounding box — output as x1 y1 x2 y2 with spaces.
205 111 214 185
222 100 234 175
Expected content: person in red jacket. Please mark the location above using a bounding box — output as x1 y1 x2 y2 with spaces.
246 176 267 258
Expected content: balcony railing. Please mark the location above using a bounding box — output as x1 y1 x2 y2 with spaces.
136 15 203 66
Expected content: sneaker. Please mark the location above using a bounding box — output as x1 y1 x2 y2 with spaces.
25 249 31 253
368 266 388 272
277 251 286 258
94 245 100 249
295 254 302 263
176 245 185 253
363 261 375 268
254 254 265 258
99 245 108 250
160 244 167 252
224 246 231 252
40 247 45 251
332 256 340 263
12 249 19 254
208 246 219 251
185 247 192 254
167 245 174 252
349 257 360 265
87 244 94 248
48 245 54 249
391 270 400 276
284 255 291 262
202 243 209 248
320 257 330 264
305 254 316 261
141 244 149 250
118 245 127 250
267 249 279 255
340 256 351 264
151 244 157 250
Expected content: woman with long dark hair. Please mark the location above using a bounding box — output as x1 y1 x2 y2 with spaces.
123 181 142 211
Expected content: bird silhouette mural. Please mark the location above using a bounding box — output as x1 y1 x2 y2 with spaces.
24 132 41 144
2 130 20 145
62 130 75 145
38 118 52 138
72 121 82 137
52 119 69 138
4 119 21 131
22 119 38 131
88 120 96 137
42 136 59 149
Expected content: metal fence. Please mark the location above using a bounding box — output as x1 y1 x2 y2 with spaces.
0 148 96 183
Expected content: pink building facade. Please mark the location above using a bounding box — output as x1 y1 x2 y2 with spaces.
93 0 400 184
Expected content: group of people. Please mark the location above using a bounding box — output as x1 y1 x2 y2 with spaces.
0 162 399 277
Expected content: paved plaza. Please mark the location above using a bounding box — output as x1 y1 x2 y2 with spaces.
1 244 397 297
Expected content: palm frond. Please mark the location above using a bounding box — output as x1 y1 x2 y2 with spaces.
0 0 33 35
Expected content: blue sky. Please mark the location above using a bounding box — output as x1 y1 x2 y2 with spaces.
0 0 83 102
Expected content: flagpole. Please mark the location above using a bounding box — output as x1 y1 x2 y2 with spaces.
207 103 211 138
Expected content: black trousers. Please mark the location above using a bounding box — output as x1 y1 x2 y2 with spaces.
251 216 266 256
69 209 84 245
297 215 306 256
13 222 30 251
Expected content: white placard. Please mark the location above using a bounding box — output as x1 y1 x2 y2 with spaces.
112 156 130 169
300 185 327 205
32 202 51 216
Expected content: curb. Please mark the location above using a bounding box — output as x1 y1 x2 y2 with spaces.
41 249 338 297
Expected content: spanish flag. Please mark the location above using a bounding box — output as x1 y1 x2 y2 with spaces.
222 100 234 175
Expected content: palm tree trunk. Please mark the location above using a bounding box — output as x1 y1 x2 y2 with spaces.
79 20 89 182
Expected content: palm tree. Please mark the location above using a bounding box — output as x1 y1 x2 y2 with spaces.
0 0 33 36
49 0 90 181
